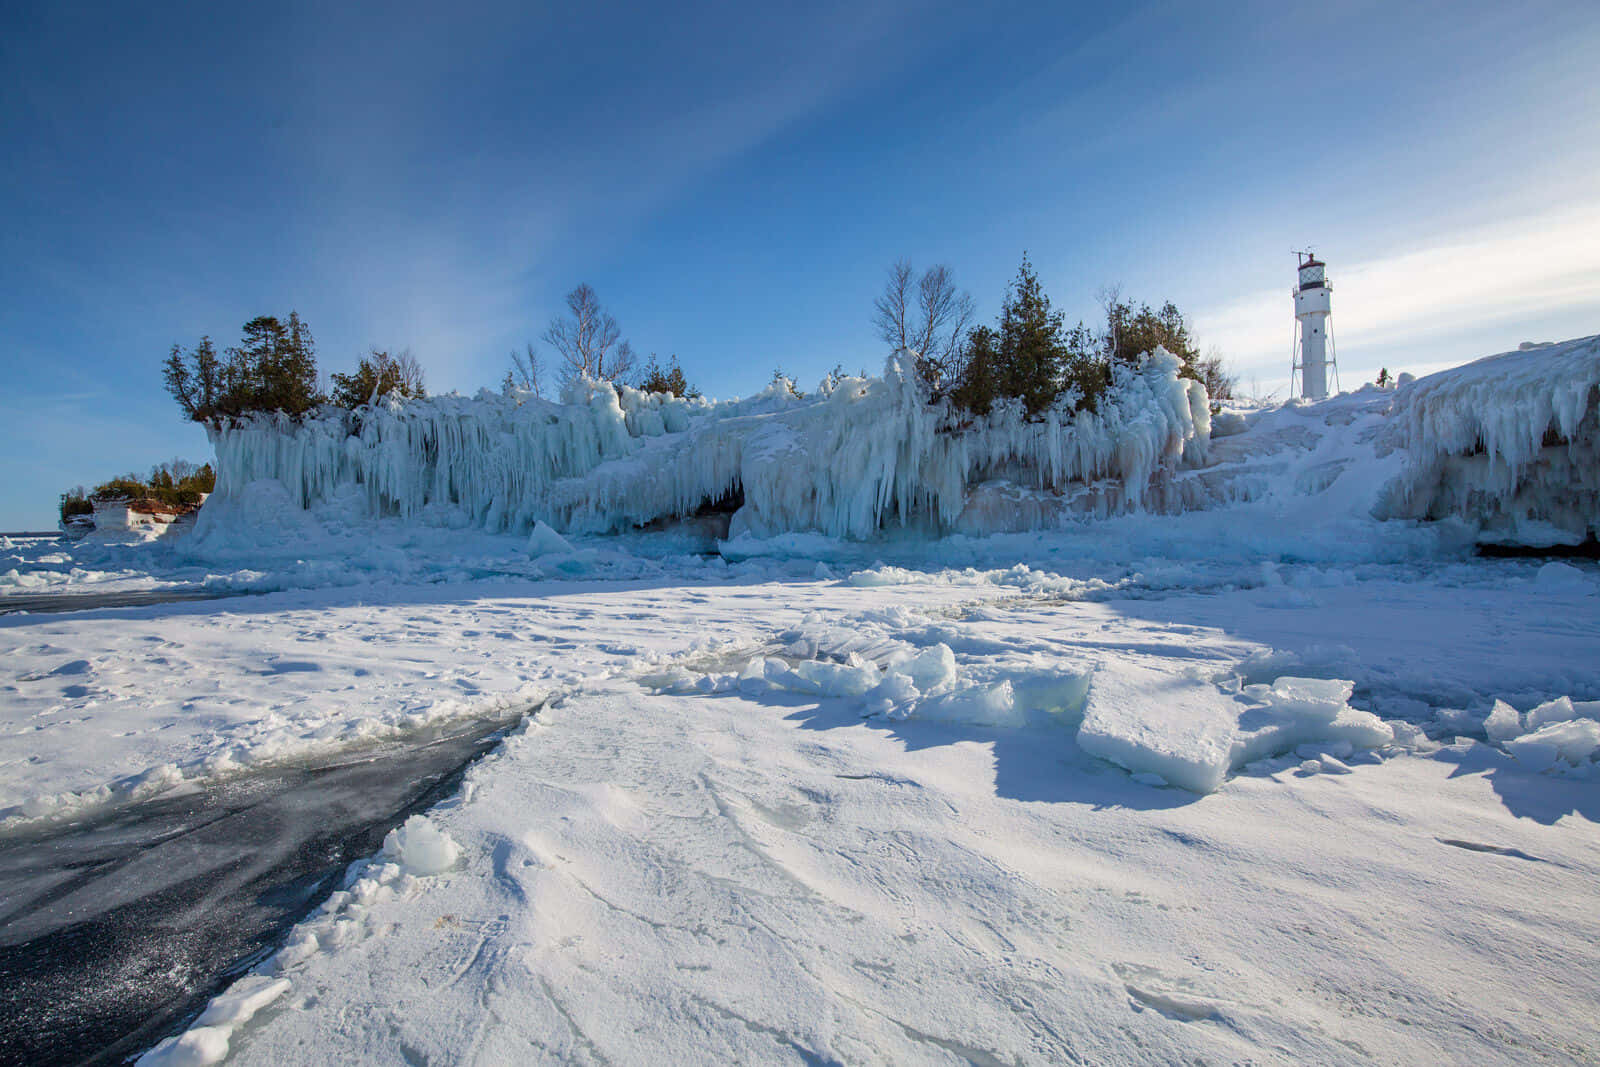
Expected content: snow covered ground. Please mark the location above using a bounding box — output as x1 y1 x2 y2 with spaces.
225 675 1600 1065
4 536 1598 1064
3 339 1599 1063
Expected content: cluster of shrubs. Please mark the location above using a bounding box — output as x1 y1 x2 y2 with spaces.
878 255 1233 419
59 461 216 524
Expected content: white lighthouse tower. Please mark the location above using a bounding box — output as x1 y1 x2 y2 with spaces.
1291 251 1338 400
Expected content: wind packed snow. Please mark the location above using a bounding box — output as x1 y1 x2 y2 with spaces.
3 334 1600 1063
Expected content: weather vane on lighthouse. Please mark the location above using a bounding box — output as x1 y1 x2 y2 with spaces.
1290 250 1339 400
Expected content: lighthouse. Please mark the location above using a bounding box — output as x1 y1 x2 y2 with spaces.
1291 251 1338 400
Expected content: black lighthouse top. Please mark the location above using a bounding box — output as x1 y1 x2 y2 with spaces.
1295 251 1327 292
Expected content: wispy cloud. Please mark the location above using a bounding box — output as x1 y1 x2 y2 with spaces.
1193 200 1600 392
273 0 948 392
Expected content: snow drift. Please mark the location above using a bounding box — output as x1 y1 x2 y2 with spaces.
194 351 1208 545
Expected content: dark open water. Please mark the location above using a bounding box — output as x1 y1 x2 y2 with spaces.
0 709 528 1065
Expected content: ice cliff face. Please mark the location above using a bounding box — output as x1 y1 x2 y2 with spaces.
193 335 1600 548
1377 334 1600 544
198 351 1208 542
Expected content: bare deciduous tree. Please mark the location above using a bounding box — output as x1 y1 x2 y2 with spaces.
388 349 427 397
1094 283 1124 360
507 343 545 397
873 260 975 389
544 284 637 387
874 260 915 355
1192 344 1236 411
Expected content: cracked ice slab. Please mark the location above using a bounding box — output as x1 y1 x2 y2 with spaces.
1078 662 1241 794
1079 668 1393 794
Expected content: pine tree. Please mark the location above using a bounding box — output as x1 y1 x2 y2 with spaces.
995 255 1068 417
951 325 1000 416
330 349 426 409
639 354 699 398
279 311 320 415
235 315 289 412
1097 296 1232 409
1061 319 1111 410
163 313 325 423
163 336 221 420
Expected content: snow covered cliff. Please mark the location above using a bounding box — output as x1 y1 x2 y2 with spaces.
195 350 1208 545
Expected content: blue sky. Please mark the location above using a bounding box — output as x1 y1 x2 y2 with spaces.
3 0 1597 528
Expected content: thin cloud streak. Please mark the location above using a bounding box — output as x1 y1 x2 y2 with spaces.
277 1 949 392
1194 201 1600 392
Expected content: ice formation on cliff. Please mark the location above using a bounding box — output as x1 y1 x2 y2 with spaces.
195 350 1208 544
1378 334 1600 543
189 334 1600 549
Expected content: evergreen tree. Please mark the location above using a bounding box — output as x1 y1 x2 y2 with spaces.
1091 296 1233 410
950 325 1000 416
639 354 700 398
1062 319 1112 410
235 316 286 412
59 487 93 524
1105 299 1197 366
163 336 222 421
277 311 320 414
994 255 1068 417
330 349 426 409
164 313 325 423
